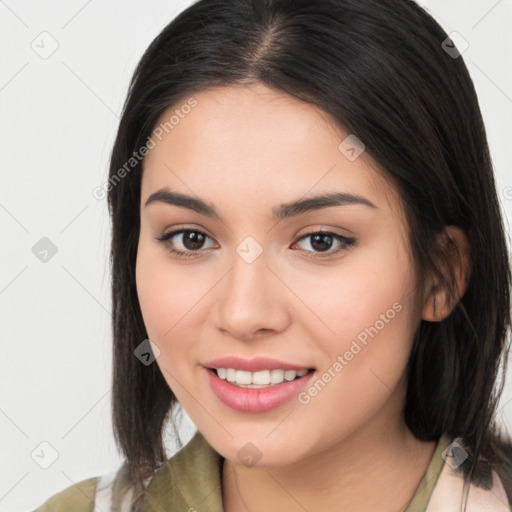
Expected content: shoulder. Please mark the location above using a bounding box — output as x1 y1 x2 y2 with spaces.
494 436 512 508
426 435 512 512
141 430 224 510
31 432 221 512
32 476 98 512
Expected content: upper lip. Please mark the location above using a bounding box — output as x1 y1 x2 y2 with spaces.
203 356 314 372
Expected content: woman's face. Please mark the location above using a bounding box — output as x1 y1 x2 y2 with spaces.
136 82 426 466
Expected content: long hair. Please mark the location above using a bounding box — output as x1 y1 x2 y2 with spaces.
106 0 512 508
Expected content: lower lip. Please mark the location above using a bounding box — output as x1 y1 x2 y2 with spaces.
205 368 315 413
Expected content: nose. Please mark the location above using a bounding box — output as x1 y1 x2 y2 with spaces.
213 247 292 341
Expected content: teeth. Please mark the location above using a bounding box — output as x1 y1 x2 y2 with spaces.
235 370 252 385
284 370 296 381
253 370 270 385
215 368 309 387
270 369 284 383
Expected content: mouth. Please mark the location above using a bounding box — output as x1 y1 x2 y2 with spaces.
203 358 317 413
206 367 315 388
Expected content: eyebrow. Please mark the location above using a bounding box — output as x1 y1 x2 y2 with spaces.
144 187 377 223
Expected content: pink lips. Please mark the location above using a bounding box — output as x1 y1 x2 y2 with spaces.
203 356 315 413
203 356 311 372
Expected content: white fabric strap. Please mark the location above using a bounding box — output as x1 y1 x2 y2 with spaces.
426 459 510 511
93 469 118 512
93 468 153 512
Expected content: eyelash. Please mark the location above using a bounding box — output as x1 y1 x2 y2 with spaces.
154 228 356 260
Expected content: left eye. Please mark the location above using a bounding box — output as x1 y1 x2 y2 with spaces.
292 231 356 258
155 229 356 259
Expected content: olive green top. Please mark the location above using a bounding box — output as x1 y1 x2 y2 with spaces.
33 431 451 512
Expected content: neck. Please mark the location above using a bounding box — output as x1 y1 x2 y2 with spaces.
221 398 436 512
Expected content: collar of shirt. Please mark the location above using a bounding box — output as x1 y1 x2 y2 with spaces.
140 431 456 512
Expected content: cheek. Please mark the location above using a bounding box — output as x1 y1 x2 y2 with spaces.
293 251 417 439
135 236 212 382
135 246 170 340
136 237 195 340
297 235 418 374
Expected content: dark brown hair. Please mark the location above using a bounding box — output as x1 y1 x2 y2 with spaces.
106 0 512 508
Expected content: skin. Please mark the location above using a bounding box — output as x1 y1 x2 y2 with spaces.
136 82 470 512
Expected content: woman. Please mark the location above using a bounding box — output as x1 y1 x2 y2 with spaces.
34 0 512 510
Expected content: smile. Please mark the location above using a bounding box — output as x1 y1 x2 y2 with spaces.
205 366 316 413
215 368 310 388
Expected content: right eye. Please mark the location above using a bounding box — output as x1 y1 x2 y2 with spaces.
155 229 218 259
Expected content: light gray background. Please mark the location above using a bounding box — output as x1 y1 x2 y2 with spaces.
1 1 511 510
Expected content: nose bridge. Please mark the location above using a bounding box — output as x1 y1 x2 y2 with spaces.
213 236 290 339
230 239 268 301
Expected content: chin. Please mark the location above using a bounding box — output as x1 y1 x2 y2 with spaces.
209 432 312 468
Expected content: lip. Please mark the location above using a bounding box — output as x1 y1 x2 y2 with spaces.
203 356 313 372
205 366 316 413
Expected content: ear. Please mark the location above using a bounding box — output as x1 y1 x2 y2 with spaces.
422 226 471 322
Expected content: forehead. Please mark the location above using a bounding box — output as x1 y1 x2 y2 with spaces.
141 83 401 215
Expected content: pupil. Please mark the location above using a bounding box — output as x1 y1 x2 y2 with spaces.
184 231 204 250
311 234 332 252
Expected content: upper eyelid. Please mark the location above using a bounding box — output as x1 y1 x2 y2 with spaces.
161 224 350 236
159 226 217 244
